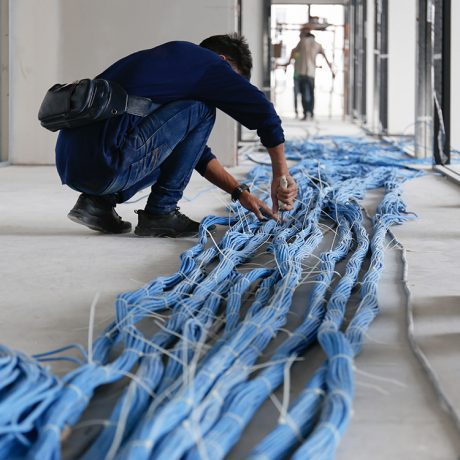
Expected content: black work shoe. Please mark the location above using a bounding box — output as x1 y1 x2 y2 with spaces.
68 194 132 234
134 208 201 237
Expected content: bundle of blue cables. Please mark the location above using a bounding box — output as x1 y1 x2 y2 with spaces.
0 136 421 459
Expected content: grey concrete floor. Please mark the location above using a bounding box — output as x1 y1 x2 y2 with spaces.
1 118 459 459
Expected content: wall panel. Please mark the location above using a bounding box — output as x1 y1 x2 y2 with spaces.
10 0 238 165
387 0 416 134
9 0 60 164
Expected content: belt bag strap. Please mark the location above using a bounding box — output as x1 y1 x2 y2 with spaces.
126 95 160 117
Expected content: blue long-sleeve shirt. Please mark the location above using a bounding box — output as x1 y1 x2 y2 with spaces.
56 41 284 194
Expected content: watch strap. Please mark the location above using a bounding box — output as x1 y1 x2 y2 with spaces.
231 184 250 202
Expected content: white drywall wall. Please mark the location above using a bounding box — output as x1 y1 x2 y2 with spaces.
9 0 60 164
387 0 416 135
0 0 8 162
9 0 238 165
451 0 460 152
242 0 265 91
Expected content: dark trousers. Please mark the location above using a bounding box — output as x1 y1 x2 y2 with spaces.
293 77 300 115
298 75 315 117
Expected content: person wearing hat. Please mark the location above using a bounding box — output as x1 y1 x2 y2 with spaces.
286 27 335 120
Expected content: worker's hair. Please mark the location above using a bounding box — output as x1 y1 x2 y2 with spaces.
200 33 252 80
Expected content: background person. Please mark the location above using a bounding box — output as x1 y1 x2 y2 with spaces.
287 27 335 120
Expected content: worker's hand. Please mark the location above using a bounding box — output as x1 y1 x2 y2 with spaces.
271 174 298 214
238 191 278 221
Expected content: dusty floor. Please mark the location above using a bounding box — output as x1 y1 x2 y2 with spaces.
1 118 459 459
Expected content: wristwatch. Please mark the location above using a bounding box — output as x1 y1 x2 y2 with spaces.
231 184 250 202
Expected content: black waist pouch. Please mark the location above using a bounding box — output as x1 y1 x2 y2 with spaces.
38 79 154 132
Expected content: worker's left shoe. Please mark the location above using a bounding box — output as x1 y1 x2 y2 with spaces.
67 194 132 234
134 208 201 237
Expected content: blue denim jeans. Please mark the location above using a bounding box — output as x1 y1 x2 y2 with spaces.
298 75 315 117
103 100 216 214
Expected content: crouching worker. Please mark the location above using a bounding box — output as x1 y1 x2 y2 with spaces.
56 34 298 237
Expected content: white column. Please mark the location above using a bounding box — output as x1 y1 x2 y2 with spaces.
387 0 416 135
242 0 265 91
9 0 61 164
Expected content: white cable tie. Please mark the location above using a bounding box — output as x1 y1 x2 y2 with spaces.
43 424 61 435
225 411 245 427
290 331 308 341
224 345 240 359
329 354 353 363
211 389 225 405
201 369 216 380
330 388 353 406
205 439 224 458
319 421 341 445
325 308 343 317
279 414 304 442
130 439 154 449
259 376 273 393
347 324 366 334
124 348 144 357
67 383 89 402
306 387 326 397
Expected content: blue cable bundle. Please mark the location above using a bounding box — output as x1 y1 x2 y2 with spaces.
250 170 417 460
0 136 422 460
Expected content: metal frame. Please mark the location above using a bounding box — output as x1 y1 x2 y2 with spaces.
416 0 452 166
237 0 242 144
415 0 434 158
361 0 367 118
432 0 451 165
374 0 388 134
343 5 350 117
349 0 367 122
347 1 354 117
272 0 348 4
262 0 272 99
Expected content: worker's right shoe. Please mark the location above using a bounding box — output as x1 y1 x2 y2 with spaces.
67 194 132 234
134 208 201 237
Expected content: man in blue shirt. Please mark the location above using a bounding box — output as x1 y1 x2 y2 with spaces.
56 34 297 237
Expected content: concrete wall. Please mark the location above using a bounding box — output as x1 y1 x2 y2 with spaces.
451 0 460 152
387 0 416 135
9 0 238 165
